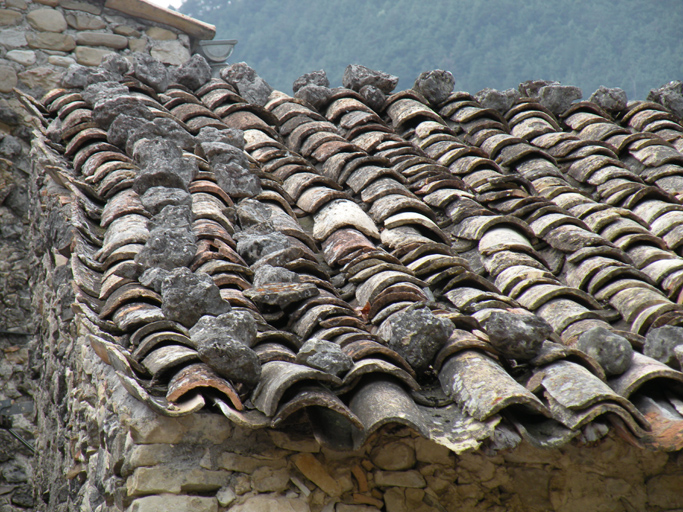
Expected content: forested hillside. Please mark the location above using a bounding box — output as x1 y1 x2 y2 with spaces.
180 0 683 100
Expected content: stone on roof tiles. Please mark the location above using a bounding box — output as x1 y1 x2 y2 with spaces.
220 62 273 106
342 64 398 94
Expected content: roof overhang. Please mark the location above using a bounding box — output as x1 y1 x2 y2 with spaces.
104 0 216 40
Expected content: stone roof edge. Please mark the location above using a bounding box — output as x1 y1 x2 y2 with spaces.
104 0 216 40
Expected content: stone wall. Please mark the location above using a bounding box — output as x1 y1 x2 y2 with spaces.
1 0 194 99
0 1 197 510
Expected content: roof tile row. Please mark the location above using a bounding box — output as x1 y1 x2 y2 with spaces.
28 54 683 453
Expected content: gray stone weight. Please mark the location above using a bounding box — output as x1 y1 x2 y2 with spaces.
378 304 453 375
342 64 398 94
474 88 520 115
482 310 553 360
359 84 385 112
220 62 273 106
644 325 683 368
293 70 330 93
160 267 230 326
589 86 628 114
413 69 454 105
190 310 257 348
132 52 169 93
575 327 633 376
296 338 353 377
171 53 212 91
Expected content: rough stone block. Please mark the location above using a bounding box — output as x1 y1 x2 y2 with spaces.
250 466 290 492
228 496 310 512
124 443 208 475
48 55 76 67
370 441 416 471
1 29 27 47
26 8 67 32
128 495 218 512
75 46 115 66
127 466 229 496
150 39 190 66
65 12 106 30
26 32 76 51
414 438 452 466
268 430 320 453
0 9 23 26
58 0 101 14
646 473 683 509
6 50 37 66
146 26 176 40
0 66 18 93
217 452 286 473
374 470 426 488
18 66 61 92
292 453 341 497
76 32 128 49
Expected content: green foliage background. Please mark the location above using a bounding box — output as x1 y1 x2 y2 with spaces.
180 0 683 100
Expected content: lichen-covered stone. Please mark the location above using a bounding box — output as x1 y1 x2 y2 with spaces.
160 268 230 327
220 62 273 106
140 187 192 216
190 310 257 348
214 162 262 198
342 64 398 94
518 79 559 98
171 53 212 90
198 141 249 168
198 337 261 387
359 84 385 112
132 52 169 92
94 95 153 129
128 117 196 153
413 69 454 105
575 327 633 376
100 52 132 75
647 80 683 119
590 86 628 114
235 230 291 265
378 305 453 374
148 204 193 230
132 138 197 194
196 126 245 150
106 114 148 147
82 80 128 107
482 310 552 360
475 87 520 114
295 84 331 110
538 84 583 114
295 338 354 377
293 70 330 93
138 267 169 293
190 312 260 386
244 282 319 309
236 198 272 228
252 264 300 286
644 325 683 368
135 227 197 271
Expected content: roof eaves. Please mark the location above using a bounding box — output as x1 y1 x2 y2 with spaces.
104 0 216 40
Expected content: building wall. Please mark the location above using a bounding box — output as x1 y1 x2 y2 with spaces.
0 1 194 509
